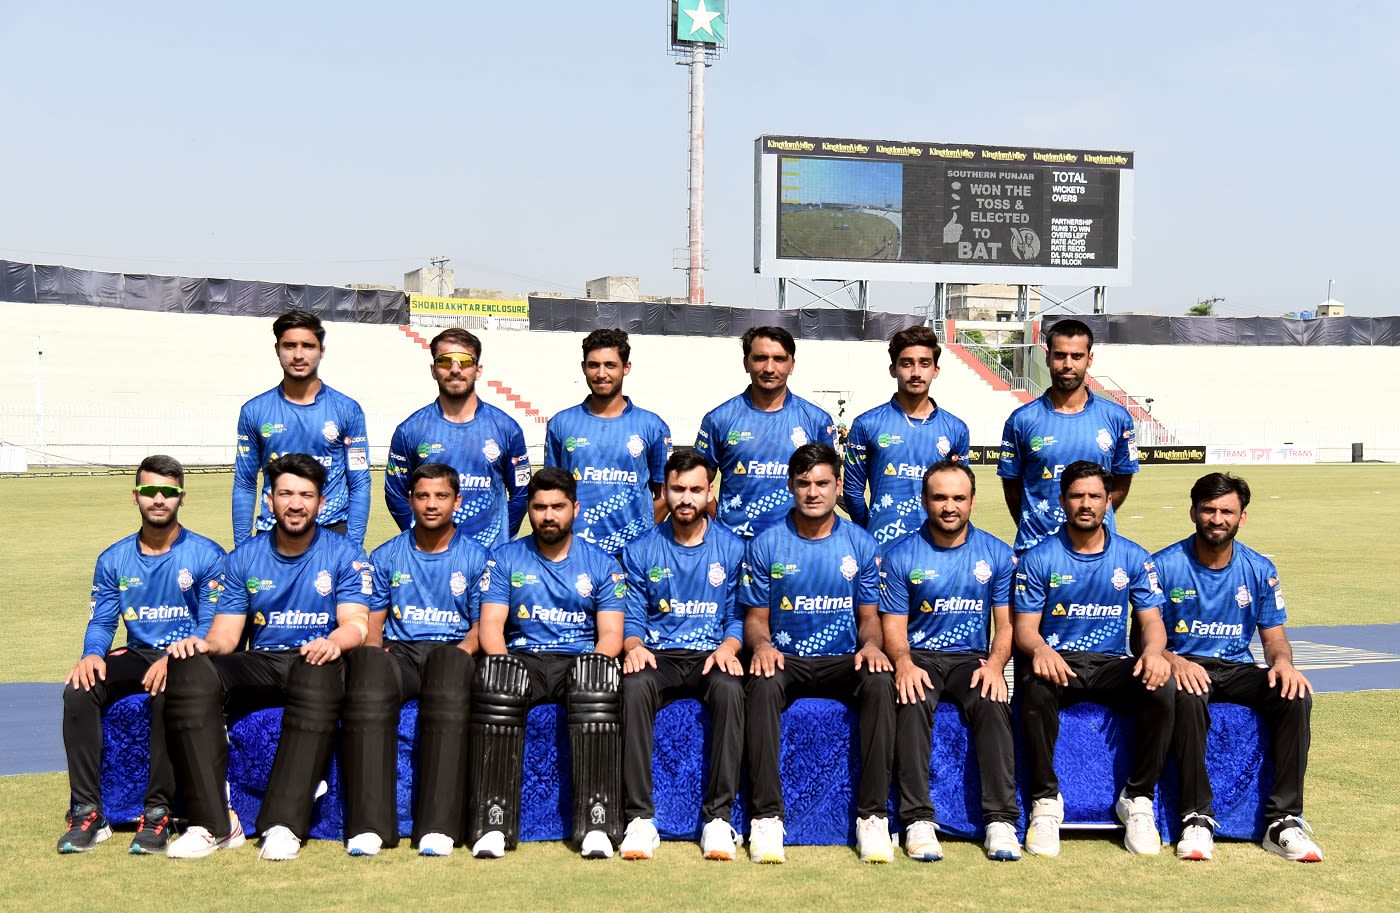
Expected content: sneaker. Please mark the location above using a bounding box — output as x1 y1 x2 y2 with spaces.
346 832 383 857
1176 814 1217 861
856 815 894 864
1024 794 1063 858
749 816 785 864
984 821 1022 861
56 804 112 854
257 824 301 861
580 829 614 859
903 820 943 862
467 831 502 859
1115 789 1162 856
1263 817 1324 862
167 810 246 859
700 818 741 861
129 805 174 855
620 818 659 860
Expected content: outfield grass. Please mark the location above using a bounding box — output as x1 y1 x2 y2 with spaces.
780 209 900 260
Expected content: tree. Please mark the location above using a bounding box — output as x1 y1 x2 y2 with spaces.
1188 297 1222 316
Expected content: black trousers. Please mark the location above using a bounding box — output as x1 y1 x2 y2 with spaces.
746 654 896 820
1171 656 1311 821
164 650 344 839
1018 651 1176 802
895 651 1017 825
341 641 475 846
622 650 745 822
62 647 172 810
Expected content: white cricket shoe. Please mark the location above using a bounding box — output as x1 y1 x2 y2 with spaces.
701 818 740 861
748 816 785 864
1115 789 1162 856
580 829 614 859
167 810 246 859
1176 814 1217 861
856 815 894 864
620 818 659 860
1025 794 1063 858
903 820 943 862
984 821 1022 861
467 831 502 859
257 825 301 861
346 832 382 857
1263 817 1324 862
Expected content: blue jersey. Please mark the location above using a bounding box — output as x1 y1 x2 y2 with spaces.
384 399 530 549
695 389 835 539
545 398 671 555
997 391 1138 551
233 382 371 547
878 524 1014 655
482 535 626 655
843 397 970 545
216 528 372 652
738 514 880 657
84 528 226 657
369 529 491 643
620 519 745 652
1153 537 1287 664
1014 529 1164 656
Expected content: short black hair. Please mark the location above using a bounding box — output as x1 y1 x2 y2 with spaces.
582 328 630 364
788 442 841 480
272 309 325 346
527 466 576 502
266 453 327 496
136 454 184 487
1044 318 1094 351
430 327 481 359
1190 472 1251 511
409 461 460 495
888 325 942 367
742 325 796 358
1058 460 1112 498
665 448 714 481
922 459 975 496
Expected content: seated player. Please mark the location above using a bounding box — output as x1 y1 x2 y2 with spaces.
469 467 626 860
879 460 1020 862
1156 472 1322 862
341 463 490 858
58 455 225 855
617 449 746 861
164 454 371 860
1013 460 1175 858
741 443 896 864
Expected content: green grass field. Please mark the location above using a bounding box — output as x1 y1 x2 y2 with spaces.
780 208 900 260
1 465 1397 912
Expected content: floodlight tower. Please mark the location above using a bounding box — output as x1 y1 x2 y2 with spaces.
670 1 726 306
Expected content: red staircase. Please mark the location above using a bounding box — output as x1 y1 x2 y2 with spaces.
397 326 548 424
945 344 1033 404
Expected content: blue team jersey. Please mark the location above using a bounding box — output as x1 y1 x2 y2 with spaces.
620 519 746 652
84 528 227 657
738 514 881 657
1153 537 1287 664
878 524 1014 655
482 535 626 655
997 391 1139 552
1014 529 1164 656
545 398 671 555
843 398 971 545
233 382 371 547
695 389 835 539
369 529 491 643
216 527 372 652
384 399 530 549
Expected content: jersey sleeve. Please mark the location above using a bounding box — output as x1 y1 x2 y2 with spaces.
619 541 650 642
737 537 770 611
335 546 373 610
1013 548 1047 615
1256 560 1288 630
811 407 836 448
503 419 531 538
996 413 1021 481
482 551 511 609
856 535 881 606
877 544 910 616
544 416 563 468
81 557 122 658
384 421 415 532
216 550 251 618
1111 407 1140 477
1130 549 1166 613
368 542 393 615
719 537 746 644
232 404 264 546
694 410 718 466
841 417 871 528
647 415 672 486
191 547 226 639
950 416 971 462
343 400 372 547
595 554 627 616
992 546 1015 607
465 548 488 626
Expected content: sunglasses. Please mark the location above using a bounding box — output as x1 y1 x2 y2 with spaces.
433 352 477 369
134 485 184 498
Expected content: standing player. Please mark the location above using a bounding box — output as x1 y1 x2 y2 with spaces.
341 463 490 858
1012 461 1174 858
695 326 834 539
468 467 626 860
385 328 529 550
878 461 1020 862
998 318 1137 552
741 443 895 864
233 309 371 547
617 450 746 861
1155 472 1322 862
546 329 670 555
164 454 372 860
58 456 225 855
844 325 970 546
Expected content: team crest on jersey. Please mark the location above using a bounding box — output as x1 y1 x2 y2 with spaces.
708 562 726 587
483 439 502 462
790 427 809 447
1111 567 1129 591
840 555 858 581
1235 585 1252 608
315 569 333 597
576 574 594 598
626 434 645 458
450 571 467 597
322 421 340 443
1096 428 1112 453
178 568 194 591
973 560 992 585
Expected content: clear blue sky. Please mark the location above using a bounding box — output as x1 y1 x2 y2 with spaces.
2 1 1395 316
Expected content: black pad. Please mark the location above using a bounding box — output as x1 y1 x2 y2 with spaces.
413 646 474 843
342 648 402 845
568 654 622 845
468 655 529 847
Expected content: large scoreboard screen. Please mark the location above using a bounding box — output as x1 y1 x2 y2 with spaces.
755 134 1134 285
